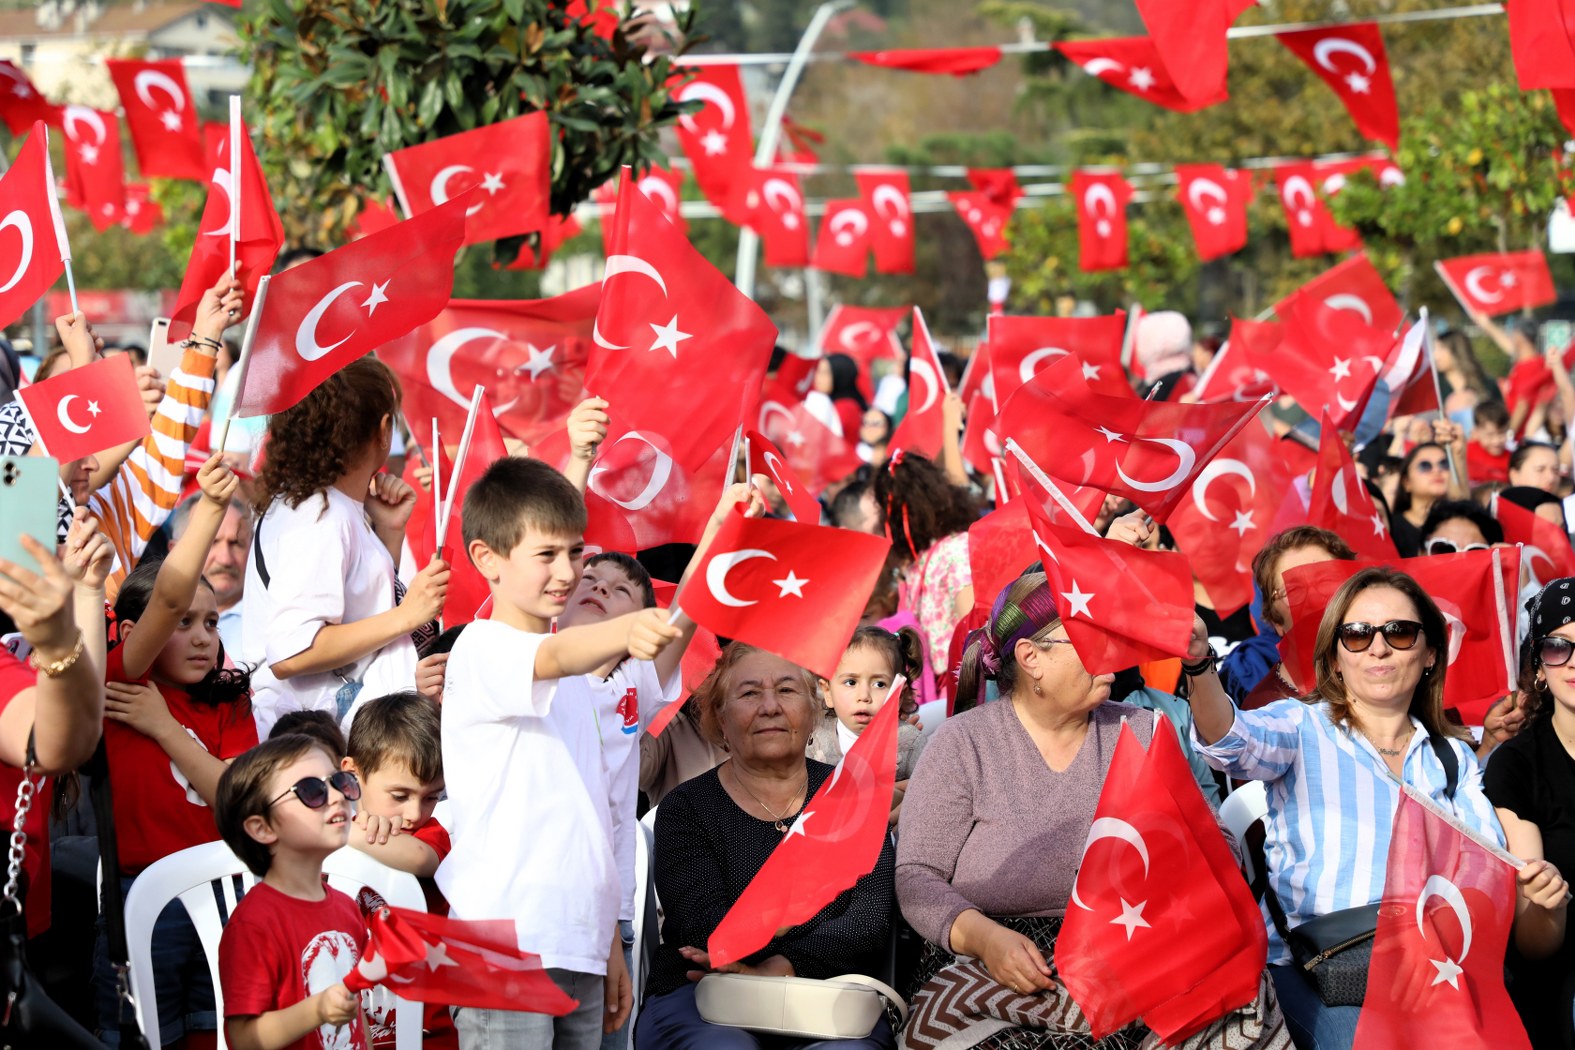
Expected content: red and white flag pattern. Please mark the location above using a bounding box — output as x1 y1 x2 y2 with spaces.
745 428 821 525
1436 251 1557 316
0 61 58 134
811 199 873 277
854 168 915 274
1134 0 1236 105
1270 291 1392 432
888 307 949 458
737 166 809 267
1275 161 1359 257
1193 319 1277 403
672 65 754 224
0 123 69 330
1055 36 1228 112
1495 495 1575 590
1275 253 1404 336
383 112 551 246
1072 170 1134 272
1306 410 1398 561
60 106 125 231
105 58 205 181
16 352 151 461
987 311 1128 405
1277 23 1400 150
948 191 1012 260
1174 163 1251 260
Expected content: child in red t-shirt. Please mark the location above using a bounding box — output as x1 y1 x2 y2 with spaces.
340 691 454 1049
1466 400 1513 484
216 735 367 1050
94 454 259 1046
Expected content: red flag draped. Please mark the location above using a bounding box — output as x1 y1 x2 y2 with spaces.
1306 410 1399 560
1071 170 1134 272
854 169 915 274
383 112 551 246
1506 0 1575 91
1275 253 1404 336
0 61 58 134
736 167 809 267
756 395 864 495
1133 0 1235 105
1270 292 1392 432
672 66 754 224
105 58 205 181
948 191 1012 259
60 105 126 231
847 47 1003 76
1193 319 1277 403
987 311 1129 406
1276 23 1400 150
1275 161 1359 257
810 199 873 277
0 123 67 330
1055 37 1228 112
888 307 948 458
1436 251 1557 316
16 353 151 461
1174 163 1251 261
745 428 821 525
966 500 1039 616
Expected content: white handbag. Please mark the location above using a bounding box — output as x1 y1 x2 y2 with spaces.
694 972 908 1040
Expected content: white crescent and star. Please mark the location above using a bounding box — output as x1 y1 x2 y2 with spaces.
1186 178 1230 225
426 327 507 407
430 165 486 217
1312 37 1377 79
63 106 107 148
1081 57 1124 78
588 431 675 512
908 357 940 414
132 68 186 130
1083 183 1118 238
295 281 364 362
56 394 98 435
1017 346 1069 383
1192 458 1256 523
763 450 795 494
1069 817 1152 939
1463 266 1505 305
1283 175 1318 226
837 320 883 352
0 210 34 295
830 207 869 247
705 548 776 608
759 400 797 437
677 81 737 135
1114 437 1197 494
762 178 803 230
636 175 681 218
1323 293 1375 325
870 184 909 237
594 254 676 353
1416 874 1473 989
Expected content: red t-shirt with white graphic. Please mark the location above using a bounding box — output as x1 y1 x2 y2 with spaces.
104 644 258 873
218 880 368 1050
0 649 50 937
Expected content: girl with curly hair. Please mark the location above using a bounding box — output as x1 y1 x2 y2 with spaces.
239 357 449 736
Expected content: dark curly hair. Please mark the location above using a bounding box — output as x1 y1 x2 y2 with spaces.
111 560 252 710
255 357 400 512
870 451 978 566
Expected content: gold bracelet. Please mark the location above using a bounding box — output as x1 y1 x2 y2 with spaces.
28 633 85 678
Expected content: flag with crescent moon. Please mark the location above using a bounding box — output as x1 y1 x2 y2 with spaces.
671 65 755 225
1054 37 1229 112
986 311 1129 406
810 198 873 277
1173 163 1251 261
744 428 821 524
1071 170 1134 272
854 168 915 274
1494 495 1575 591
732 165 809 267
888 306 949 458
1276 22 1400 150
15 352 151 461
1273 253 1404 336
60 105 126 232
0 60 59 135
1267 291 1393 433
0 122 68 330
1435 251 1556 317
105 57 205 181
1274 160 1361 258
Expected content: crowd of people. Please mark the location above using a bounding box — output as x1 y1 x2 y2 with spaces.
6 265 1575 1050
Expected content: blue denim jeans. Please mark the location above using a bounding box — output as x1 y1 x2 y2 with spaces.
92 875 215 1046
633 983 896 1049
456 968 605 1050
1269 963 1360 1050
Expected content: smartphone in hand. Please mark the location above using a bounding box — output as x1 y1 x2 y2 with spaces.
0 456 60 576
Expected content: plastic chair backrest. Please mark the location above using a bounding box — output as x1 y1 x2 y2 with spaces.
622 818 654 1050
1218 781 1269 886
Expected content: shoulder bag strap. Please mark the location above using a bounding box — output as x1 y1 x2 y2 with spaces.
88 743 148 1048
1425 731 1460 800
828 974 909 1026
251 512 269 589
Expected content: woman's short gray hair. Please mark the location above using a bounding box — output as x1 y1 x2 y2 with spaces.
695 642 820 748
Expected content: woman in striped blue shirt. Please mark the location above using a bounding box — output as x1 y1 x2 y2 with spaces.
1188 566 1522 1050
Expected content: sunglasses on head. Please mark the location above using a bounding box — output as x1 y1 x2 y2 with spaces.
268 770 360 811
1539 636 1575 668
1425 538 1489 556
1337 620 1424 653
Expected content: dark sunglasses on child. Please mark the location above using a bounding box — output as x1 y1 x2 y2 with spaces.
1337 620 1424 653
1539 636 1575 669
269 770 361 810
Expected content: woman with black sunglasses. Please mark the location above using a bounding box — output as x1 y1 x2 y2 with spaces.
1189 567 1512 1050
1484 578 1575 1049
1390 437 1468 558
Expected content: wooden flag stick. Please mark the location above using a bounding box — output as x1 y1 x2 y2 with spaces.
216 274 270 453
1004 438 1099 536
436 385 484 550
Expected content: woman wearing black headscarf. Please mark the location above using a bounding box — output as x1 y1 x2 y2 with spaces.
813 353 869 439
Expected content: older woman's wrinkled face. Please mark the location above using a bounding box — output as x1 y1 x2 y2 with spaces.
717 650 816 766
1024 624 1113 712
1333 585 1434 711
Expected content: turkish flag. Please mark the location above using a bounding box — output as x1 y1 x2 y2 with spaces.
1275 252 1404 336
350 197 400 241
1174 163 1251 260
232 192 470 418
1379 318 1440 419
1353 795 1529 1050
854 169 915 274
948 191 1012 260
15 353 151 461
756 395 864 495
961 390 1004 478
383 112 550 246
708 684 900 968
1306 409 1397 559
169 118 284 341
1506 0 1575 90
1134 0 1235 105
672 66 754 224
627 166 685 236
119 183 161 235
1167 421 1297 618
967 500 1039 616
1270 291 1392 432
1495 495 1575 590
967 168 1024 209
0 61 58 135
60 106 125 231
1275 161 1358 257
1071 170 1134 272
1000 354 1268 523
957 343 991 408
818 304 905 401
987 311 1128 407
736 167 808 267
1277 23 1399 150
1192 319 1277 403
745 429 820 525
1055 37 1228 112
104 58 205 181
0 123 68 330
1057 719 1267 1041
345 905 576 1013
1280 548 1520 723
847 47 1002 75
379 285 599 449
1436 251 1556 316
810 199 872 277
681 507 890 680
888 307 949 458
415 394 507 626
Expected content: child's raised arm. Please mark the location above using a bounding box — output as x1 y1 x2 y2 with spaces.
535 607 681 682
562 396 610 494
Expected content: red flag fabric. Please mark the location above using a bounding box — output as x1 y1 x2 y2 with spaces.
630 166 686 235
1134 0 1234 105
1167 422 1298 618
233 193 470 418
1193 319 1277 403
1277 23 1400 150
756 395 864 495
854 169 915 274
582 169 775 548
1071 170 1134 272
948 191 1012 260
379 285 600 449
1000 354 1268 522
119 182 161 235
505 212 583 271
1280 549 1521 723
1174 163 1251 261
1306 410 1399 560
987 311 1129 406
1275 253 1404 336
672 66 754 224
104 58 204 181
745 429 821 525
1506 0 1575 90
1495 495 1575 590
967 169 1024 209
15 353 151 460
708 686 901 968
0 61 58 135
1352 794 1529 1050
818 304 905 401
0 123 67 330
350 197 401 241
1056 719 1267 1041
961 390 1004 478
681 508 890 680
427 394 508 626
1379 318 1440 419
810 199 873 277
1275 161 1358 257
847 48 1002 76
60 105 125 231
1270 291 1392 432
967 500 1038 615
383 112 550 246
169 118 284 341
1055 37 1228 112
888 307 948 458
736 167 808 267
345 905 576 1013
1436 251 1557 316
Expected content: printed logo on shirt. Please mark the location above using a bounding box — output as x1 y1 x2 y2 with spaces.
301 930 362 1050
617 687 639 735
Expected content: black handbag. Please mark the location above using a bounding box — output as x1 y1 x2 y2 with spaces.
1261 732 1460 1008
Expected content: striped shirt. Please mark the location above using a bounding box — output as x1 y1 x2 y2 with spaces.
1192 697 1504 964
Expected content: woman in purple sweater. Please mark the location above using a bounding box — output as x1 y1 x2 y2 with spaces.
894 573 1289 1049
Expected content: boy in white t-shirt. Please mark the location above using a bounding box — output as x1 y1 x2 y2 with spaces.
438 457 680 1050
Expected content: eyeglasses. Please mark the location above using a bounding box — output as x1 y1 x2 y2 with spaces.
1412 459 1449 473
268 770 361 811
1539 636 1575 668
1337 620 1425 653
1425 538 1489 556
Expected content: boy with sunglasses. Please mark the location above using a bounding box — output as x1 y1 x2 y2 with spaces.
215 734 369 1050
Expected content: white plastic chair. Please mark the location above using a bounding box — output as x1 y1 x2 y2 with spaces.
915 700 947 742
623 817 654 1048
122 840 426 1050
1218 780 1269 885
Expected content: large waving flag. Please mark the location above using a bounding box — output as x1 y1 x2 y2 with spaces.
0 122 69 329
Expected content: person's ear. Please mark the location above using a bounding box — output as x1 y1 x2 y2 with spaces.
340 756 359 775
116 618 137 643
470 540 498 582
1014 637 1042 679
242 812 277 847
817 679 833 708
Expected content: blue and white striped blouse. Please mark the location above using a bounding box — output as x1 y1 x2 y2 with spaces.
1192 697 1506 965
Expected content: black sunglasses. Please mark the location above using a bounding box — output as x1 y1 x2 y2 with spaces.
268 770 360 811
1425 538 1489 556
1539 636 1575 669
1337 620 1425 653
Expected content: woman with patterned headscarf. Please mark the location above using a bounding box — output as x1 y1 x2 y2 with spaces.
894 572 1289 1050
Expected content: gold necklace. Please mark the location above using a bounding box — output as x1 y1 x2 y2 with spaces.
1361 724 1414 757
731 765 805 833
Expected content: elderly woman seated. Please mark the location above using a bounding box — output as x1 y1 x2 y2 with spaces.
635 642 897 1050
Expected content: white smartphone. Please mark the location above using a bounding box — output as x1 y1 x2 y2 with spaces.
146 317 180 377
